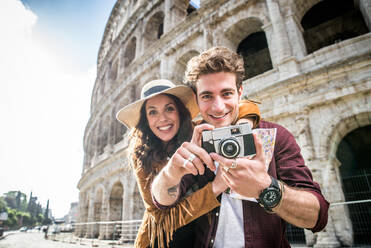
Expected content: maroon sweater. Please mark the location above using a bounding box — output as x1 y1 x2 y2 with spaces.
156 120 329 248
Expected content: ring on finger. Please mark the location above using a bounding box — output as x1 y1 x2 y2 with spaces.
231 159 238 169
223 166 230 173
187 153 196 162
182 159 189 167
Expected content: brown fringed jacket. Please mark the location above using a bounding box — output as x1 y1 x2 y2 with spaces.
132 100 261 248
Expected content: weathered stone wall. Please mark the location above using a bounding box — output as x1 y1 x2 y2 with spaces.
77 0 371 245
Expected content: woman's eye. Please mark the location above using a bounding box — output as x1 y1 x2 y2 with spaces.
166 106 175 112
148 110 157 115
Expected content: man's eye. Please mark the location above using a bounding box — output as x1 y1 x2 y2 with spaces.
201 95 212 100
223 92 234 97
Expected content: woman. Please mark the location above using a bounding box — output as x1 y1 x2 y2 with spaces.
116 79 260 248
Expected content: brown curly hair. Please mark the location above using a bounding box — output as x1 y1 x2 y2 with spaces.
184 46 245 92
129 94 193 175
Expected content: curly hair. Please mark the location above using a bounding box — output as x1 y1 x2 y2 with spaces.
184 46 245 92
129 93 193 175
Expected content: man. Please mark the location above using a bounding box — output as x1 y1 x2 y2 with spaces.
151 46 329 247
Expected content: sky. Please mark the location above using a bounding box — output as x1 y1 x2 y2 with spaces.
0 0 116 218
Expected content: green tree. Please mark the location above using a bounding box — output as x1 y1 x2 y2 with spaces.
0 197 7 212
4 209 18 229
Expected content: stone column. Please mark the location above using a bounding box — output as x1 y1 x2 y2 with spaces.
85 196 95 238
359 0 371 31
119 172 136 243
285 13 307 59
99 193 109 240
164 0 187 33
265 0 300 79
203 23 214 50
312 159 348 247
265 0 292 62
160 55 174 80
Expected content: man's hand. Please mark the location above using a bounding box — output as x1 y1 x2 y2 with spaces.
210 134 270 198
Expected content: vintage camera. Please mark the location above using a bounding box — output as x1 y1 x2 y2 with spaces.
201 123 256 158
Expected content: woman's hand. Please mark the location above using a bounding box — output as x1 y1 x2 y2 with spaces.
212 162 228 196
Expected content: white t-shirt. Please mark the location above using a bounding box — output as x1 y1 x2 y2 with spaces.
213 193 244 248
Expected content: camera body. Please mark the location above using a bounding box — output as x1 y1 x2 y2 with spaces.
201 123 256 159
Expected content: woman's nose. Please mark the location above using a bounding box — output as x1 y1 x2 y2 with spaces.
158 111 168 121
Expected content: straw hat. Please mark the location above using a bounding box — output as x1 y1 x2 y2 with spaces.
116 79 199 129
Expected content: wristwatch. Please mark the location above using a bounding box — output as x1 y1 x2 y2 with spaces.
258 176 282 213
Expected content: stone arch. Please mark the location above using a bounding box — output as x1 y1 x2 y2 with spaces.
173 50 199 82
335 124 371 245
144 11 165 47
107 181 124 239
221 17 273 79
237 31 273 80
292 0 322 22
318 111 371 246
109 181 124 222
123 37 137 67
225 17 264 50
186 0 197 15
300 0 369 54
323 112 371 162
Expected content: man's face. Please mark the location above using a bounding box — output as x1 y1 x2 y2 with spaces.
195 72 241 128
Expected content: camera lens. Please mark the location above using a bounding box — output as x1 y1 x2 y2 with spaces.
220 138 240 158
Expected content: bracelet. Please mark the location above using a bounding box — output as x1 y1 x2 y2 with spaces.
273 181 285 211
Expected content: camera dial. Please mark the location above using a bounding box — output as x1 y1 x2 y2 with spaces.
219 138 240 158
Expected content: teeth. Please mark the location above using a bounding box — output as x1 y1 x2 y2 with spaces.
158 125 172 131
211 114 226 118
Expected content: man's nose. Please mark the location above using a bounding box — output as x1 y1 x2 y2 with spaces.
212 96 225 112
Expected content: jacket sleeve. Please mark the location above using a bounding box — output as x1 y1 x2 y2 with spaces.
133 161 220 248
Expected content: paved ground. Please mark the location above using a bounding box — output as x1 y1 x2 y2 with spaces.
0 232 133 248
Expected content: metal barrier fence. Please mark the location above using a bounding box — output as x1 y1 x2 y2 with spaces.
286 199 371 246
57 199 370 246
70 219 142 242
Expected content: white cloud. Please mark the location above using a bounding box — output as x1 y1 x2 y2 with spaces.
0 0 96 217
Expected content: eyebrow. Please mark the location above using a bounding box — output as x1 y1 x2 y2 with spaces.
147 102 175 109
198 88 235 96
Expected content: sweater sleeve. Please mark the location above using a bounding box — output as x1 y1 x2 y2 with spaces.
238 99 261 128
271 123 329 232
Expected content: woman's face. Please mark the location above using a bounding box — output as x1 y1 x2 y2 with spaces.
145 94 180 143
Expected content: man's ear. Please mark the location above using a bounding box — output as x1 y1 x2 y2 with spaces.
238 86 243 100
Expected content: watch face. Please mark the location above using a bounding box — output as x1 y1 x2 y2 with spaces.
262 190 280 207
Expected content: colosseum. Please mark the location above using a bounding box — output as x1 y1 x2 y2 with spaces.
76 0 371 247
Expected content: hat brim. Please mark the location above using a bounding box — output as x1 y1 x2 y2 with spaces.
116 85 199 129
